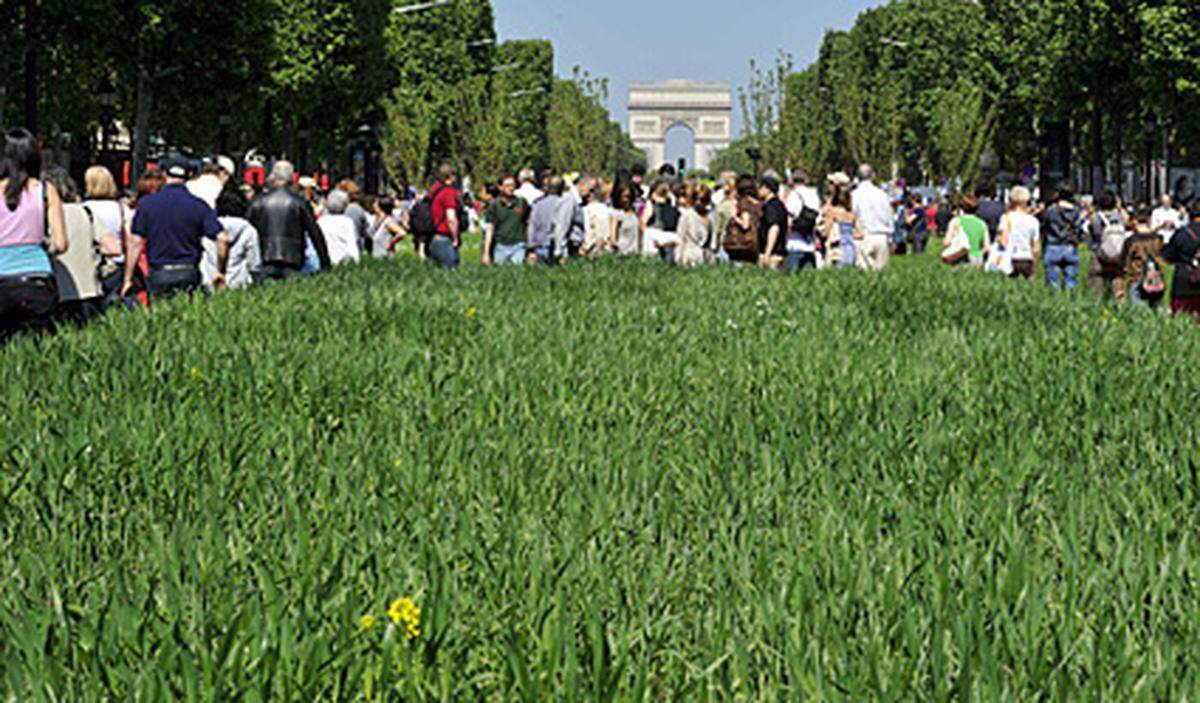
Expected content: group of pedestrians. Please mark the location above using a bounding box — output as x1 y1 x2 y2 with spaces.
7 115 1200 342
0 126 411 341
935 178 1200 317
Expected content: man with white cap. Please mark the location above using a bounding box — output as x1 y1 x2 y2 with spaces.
187 155 236 210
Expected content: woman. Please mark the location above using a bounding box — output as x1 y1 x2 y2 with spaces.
318 190 361 266
996 185 1040 280
122 169 165 308
373 196 407 257
1161 200 1200 322
608 182 642 256
206 183 260 290
947 194 990 266
711 174 737 261
820 183 862 269
1088 190 1129 297
0 128 68 341
583 181 612 257
44 167 116 325
1118 206 1166 309
641 181 680 262
677 183 714 267
83 166 128 306
723 174 761 264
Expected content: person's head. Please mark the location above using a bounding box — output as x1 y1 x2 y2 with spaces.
658 163 676 178
545 175 564 197
691 183 713 217
297 177 318 199
336 179 361 202
133 168 166 208
326 189 350 215
1055 182 1075 204
907 192 922 208
758 175 780 201
1134 204 1153 228
201 161 223 179
831 183 852 210
499 174 517 198
1161 194 1173 209
613 182 635 211
270 160 295 188
518 168 536 185
84 165 118 200
2 128 42 211
630 163 647 185
975 179 995 200
651 181 670 202
736 174 757 199
791 171 810 188
576 174 596 198
1008 185 1032 211
1098 190 1117 211
376 196 395 216
857 163 876 183
959 194 980 214
216 181 249 219
160 155 192 184
436 161 456 185
721 173 737 196
215 156 236 183
41 166 79 204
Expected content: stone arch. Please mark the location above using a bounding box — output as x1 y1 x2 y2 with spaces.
628 81 731 172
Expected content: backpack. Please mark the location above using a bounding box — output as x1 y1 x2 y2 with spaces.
409 183 448 237
1140 258 1166 298
1046 205 1081 246
1097 212 1129 265
791 206 818 238
653 201 679 232
722 199 760 260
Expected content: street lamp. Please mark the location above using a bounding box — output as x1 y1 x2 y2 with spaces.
746 147 762 176
97 76 117 156
218 107 233 155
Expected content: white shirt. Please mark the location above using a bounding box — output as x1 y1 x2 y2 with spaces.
1151 206 1184 241
187 174 223 210
1002 211 1039 261
853 181 894 237
516 182 543 206
584 202 610 251
785 186 821 218
318 214 361 266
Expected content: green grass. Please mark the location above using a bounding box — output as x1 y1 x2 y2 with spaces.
2 253 1200 701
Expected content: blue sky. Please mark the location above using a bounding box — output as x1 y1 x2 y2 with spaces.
493 0 886 163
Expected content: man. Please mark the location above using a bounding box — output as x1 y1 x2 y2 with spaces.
758 175 788 269
904 194 930 255
483 175 530 266
124 156 229 300
784 172 820 271
975 180 1004 240
188 156 235 210
427 162 463 269
786 171 821 218
247 161 331 281
852 164 893 271
630 163 649 203
554 174 594 259
1039 182 1087 291
528 176 563 265
1152 194 1184 242
515 168 543 206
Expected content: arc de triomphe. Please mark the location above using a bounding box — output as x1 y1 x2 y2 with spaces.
628 81 731 172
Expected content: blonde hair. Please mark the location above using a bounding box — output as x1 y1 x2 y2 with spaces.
85 166 118 199
1008 185 1031 208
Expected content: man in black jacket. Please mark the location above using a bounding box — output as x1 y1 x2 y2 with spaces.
247 161 331 280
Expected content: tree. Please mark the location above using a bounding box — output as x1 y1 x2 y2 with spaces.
492 40 553 173
547 67 639 174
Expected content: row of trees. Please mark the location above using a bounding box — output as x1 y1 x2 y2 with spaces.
716 0 1200 197
2 0 638 188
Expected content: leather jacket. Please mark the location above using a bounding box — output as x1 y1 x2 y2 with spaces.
247 187 331 270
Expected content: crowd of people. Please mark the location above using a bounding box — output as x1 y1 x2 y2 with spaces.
4 123 1200 343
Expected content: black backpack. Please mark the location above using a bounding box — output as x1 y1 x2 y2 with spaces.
409 184 446 237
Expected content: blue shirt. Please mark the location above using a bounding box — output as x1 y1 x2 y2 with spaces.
0 244 51 276
130 184 223 266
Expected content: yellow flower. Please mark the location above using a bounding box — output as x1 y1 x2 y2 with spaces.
394 459 402 470
190 367 202 379
388 597 422 639
360 614 376 630
466 307 477 319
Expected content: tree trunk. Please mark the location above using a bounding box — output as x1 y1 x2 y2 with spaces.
1090 103 1103 196
133 68 154 182
23 0 37 134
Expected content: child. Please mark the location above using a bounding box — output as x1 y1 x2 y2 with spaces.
1118 206 1167 309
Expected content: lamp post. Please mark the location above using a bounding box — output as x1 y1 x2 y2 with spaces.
218 107 233 155
97 77 117 159
746 147 762 176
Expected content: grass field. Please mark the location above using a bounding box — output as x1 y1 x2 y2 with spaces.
3 253 1200 701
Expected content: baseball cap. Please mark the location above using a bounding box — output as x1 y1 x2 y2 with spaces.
216 155 236 176
161 155 192 180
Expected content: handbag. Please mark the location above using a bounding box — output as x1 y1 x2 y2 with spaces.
722 199 760 259
941 220 970 265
